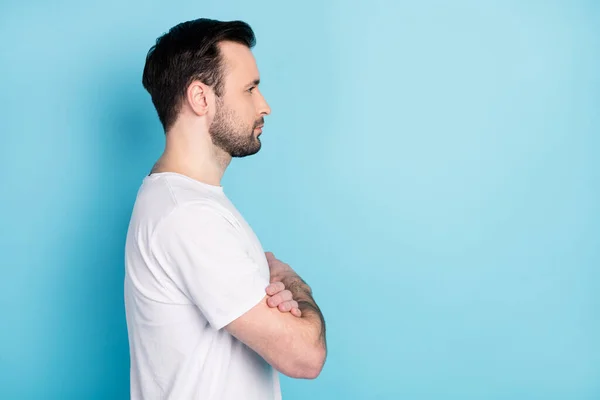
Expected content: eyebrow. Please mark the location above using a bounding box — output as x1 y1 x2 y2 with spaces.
247 79 260 87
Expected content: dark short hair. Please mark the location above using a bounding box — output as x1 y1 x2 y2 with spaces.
142 18 256 131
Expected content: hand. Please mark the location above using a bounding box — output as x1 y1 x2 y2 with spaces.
265 281 302 317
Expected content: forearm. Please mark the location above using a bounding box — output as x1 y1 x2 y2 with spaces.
282 275 327 351
264 251 327 377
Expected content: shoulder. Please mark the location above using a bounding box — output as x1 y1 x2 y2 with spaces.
156 200 239 237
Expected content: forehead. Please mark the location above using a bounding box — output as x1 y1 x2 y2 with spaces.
218 41 259 85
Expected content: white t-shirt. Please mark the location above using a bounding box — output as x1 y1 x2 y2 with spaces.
124 172 281 400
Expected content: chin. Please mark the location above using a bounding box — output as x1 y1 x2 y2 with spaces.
231 145 261 158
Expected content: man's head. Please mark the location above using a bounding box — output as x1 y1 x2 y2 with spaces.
142 18 271 158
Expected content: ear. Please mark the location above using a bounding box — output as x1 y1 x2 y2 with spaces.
186 80 211 117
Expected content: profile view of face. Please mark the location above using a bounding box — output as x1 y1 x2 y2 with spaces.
209 41 271 157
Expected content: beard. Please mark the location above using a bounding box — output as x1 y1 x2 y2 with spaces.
209 99 263 158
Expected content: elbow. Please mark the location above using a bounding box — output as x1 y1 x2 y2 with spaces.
284 346 326 380
305 346 326 379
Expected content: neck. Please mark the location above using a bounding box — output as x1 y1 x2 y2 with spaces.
151 122 231 187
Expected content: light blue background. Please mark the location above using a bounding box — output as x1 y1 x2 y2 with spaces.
1 1 598 399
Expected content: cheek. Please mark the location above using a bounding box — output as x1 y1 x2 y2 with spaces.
231 95 259 126
247 98 260 120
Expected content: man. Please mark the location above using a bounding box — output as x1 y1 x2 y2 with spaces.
123 18 327 399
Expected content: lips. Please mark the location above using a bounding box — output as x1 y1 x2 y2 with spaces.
255 118 264 130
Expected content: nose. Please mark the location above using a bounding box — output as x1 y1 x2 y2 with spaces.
257 91 271 116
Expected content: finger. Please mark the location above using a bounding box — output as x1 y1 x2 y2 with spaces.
278 300 298 312
267 290 293 307
265 282 284 296
291 307 302 317
265 251 275 261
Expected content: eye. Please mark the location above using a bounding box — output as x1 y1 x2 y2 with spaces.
247 86 256 93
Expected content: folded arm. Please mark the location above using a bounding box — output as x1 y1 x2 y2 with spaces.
226 269 327 379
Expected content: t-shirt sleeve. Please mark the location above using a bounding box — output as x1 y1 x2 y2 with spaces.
151 202 269 330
